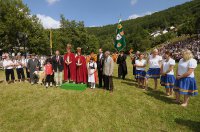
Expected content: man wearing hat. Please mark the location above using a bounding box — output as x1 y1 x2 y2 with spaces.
64 44 76 83
75 47 87 84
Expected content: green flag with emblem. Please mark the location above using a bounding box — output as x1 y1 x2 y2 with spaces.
114 19 126 51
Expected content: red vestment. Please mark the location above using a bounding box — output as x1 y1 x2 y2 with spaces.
75 55 87 83
64 52 76 81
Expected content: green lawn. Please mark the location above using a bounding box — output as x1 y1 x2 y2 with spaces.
0 58 200 132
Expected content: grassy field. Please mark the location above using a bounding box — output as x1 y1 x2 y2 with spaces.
0 58 200 132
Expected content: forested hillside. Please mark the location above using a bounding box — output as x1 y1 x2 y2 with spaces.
87 0 200 52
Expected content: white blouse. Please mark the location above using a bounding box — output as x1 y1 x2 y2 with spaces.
135 59 146 71
148 55 162 68
178 58 197 78
162 58 175 75
14 60 25 69
3 60 14 69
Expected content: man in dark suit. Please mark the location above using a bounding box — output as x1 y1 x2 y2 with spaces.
117 51 128 80
27 53 40 84
97 48 104 88
52 50 64 86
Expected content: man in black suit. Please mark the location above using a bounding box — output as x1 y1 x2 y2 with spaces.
117 51 128 80
52 50 64 86
97 48 104 88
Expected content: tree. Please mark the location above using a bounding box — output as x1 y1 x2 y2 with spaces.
52 14 99 54
178 17 195 36
0 0 49 54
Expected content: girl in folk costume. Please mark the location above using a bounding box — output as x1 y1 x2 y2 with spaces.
146 49 163 90
87 57 98 89
64 44 76 83
160 51 176 96
44 59 53 88
14 55 26 82
134 53 147 89
174 50 198 107
75 47 87 84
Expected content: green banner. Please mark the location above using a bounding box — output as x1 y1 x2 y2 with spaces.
114 19 126 52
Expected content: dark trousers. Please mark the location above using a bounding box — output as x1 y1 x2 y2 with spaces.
5 69 15 82
118 67 126 80
98 70 104 87
16 68 25 80
104 75 114 91
118 74 126 80
26 68 30 78
45 75 53 84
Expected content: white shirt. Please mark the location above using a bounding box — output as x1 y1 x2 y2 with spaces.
135 59 146 71
178 58 197 78
148 55 162 68
99 53 103 59
25 58 29 67
40 59 45 67
14 59 25 69
3 60 14 69
162 58 175 75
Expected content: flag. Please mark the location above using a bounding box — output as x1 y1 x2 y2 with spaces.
114 19 126 52
50 29 52 49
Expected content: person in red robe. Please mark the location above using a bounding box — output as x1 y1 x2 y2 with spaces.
64 44 76 83
75 47 87 84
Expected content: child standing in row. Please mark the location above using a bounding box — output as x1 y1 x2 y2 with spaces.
44 59 53 88
87 57 97 89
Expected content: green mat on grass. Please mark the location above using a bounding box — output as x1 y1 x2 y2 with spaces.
60 83 87 91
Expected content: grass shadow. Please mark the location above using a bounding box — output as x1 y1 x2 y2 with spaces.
144 90 176 104
124 78 136 82
175 118 200 132
121 81 138 87
112 76 136 82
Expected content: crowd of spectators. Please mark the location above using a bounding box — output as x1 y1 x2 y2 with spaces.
158 38 200 63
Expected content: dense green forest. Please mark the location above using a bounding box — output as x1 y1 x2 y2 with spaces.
0 0 200 55
87 0 200 52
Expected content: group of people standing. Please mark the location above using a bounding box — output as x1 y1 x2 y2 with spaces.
2 44 114 92
2 44 198 106
129 48 198 107
61 44 114 91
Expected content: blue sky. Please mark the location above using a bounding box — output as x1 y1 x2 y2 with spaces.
23 0 191 28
